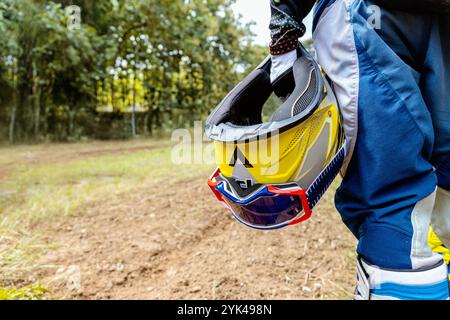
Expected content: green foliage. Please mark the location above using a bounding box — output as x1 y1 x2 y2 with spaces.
0 0 265 142
0 283 50 300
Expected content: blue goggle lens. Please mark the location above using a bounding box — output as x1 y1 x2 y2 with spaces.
222 194 303 229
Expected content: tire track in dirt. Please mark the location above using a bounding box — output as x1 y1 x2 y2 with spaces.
33 176 230 297
32 175 356 300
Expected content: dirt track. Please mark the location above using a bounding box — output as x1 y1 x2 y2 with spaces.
34 176 356 300
1 141 357 299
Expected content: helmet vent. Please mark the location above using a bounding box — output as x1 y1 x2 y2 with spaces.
292 70 317 116
282 127 305 155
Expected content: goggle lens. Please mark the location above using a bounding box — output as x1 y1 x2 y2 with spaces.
222 194 304 228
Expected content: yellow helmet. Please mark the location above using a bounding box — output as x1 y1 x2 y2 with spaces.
206 46 346 229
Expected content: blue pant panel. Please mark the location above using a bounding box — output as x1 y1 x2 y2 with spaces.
436 159 450 191
334 0 449 269
425 17 450 191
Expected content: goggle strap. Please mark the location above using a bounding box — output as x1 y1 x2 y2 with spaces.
306 142 347 209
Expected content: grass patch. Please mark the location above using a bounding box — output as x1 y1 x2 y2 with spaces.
0 139 213 289
0 283 50 300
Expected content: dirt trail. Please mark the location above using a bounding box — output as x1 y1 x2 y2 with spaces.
0 140 170 196
0 140 170 172
34 176 357 300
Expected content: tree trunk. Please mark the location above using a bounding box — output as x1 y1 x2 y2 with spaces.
9 103 16 144
8 66 17 144
32 62 40 139
131 72 136 138
111 76 116 111
68 107 76 139
146 110 153 135
33 99 40 138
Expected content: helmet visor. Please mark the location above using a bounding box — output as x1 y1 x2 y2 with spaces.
222 193 305 230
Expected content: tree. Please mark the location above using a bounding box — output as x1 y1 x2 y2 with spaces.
0 0 265 143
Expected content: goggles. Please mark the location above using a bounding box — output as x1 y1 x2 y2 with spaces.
208 143 346 230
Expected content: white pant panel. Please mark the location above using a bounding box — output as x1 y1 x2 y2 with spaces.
411 189 442 269
312 0 359 174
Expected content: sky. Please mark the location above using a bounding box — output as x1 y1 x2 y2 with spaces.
232 0 313 46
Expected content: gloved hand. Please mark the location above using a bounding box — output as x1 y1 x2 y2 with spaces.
269 0 312 84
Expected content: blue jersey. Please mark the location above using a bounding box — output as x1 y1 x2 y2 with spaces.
271 0 450 25
269 0 450 55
